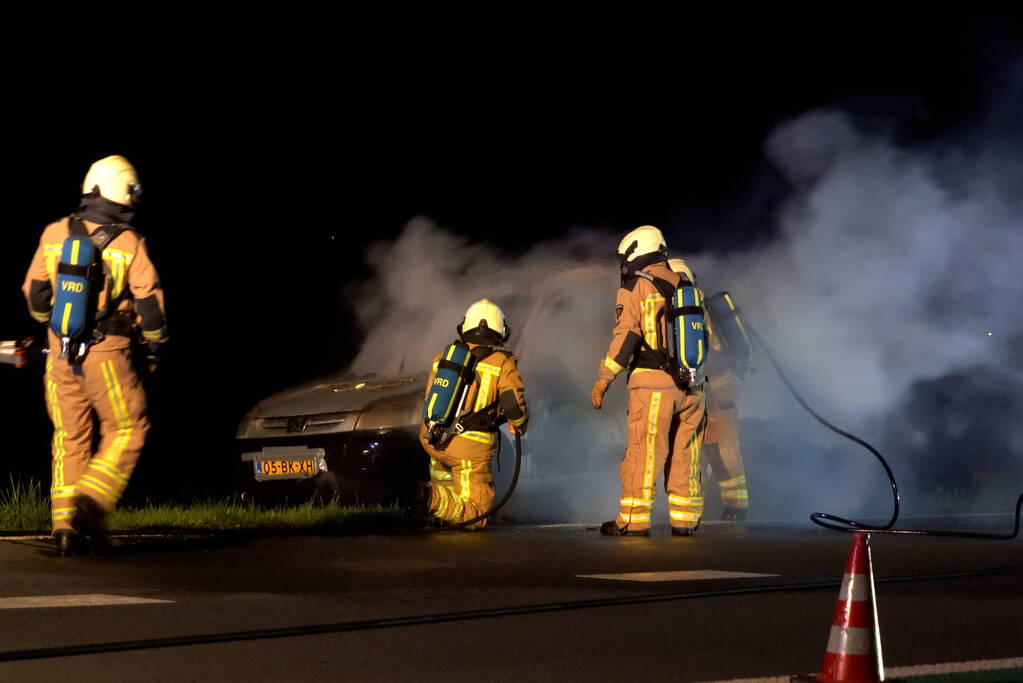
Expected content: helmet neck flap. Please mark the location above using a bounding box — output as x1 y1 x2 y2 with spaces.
76 192 135 226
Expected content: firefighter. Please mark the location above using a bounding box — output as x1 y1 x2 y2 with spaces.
22 155 168 556
416 299 528 530
591 227 707 536
668 258 748 521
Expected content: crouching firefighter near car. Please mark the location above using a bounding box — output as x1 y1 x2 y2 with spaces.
414 299 528 530
21 155 168 556
591 226 708 537
670 257 754 522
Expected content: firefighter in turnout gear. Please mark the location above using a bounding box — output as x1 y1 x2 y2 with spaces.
668 258 749 521
22 155 168 556
592 227 707 537
417 299 528 529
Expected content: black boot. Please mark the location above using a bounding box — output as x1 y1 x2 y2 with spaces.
54 530 90 557
671 520 700 536
599 521 649 537
402 481 432 525
72 495 113 552
721 506 747 522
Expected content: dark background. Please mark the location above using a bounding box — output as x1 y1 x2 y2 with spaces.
2 15 1021 501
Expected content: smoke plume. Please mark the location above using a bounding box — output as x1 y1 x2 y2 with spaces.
350 72 1023 523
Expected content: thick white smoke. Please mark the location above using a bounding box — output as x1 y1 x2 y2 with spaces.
350 96 1023 523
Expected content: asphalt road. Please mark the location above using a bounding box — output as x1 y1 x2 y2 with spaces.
0 520 1020 682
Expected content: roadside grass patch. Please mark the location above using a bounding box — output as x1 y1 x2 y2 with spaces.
0 479 404 534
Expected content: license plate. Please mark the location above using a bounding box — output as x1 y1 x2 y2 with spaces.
256 458 317 478
242 447 325 482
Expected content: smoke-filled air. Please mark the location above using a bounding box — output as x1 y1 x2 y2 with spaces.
349 80 1023 523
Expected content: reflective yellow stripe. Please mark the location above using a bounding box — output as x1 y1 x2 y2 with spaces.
70 238 81 265
631 367 658 374
78 475 116 502
99 360 134 469
474 371 493 412
89 459 129 486
604 356 623 374
670 510 701 522
642 392 661 501
621 513 650 523
142 327 167 341
722 491 749 501
432 362 439 371
30 309 50 322
53 510 75 520
476 362 502 377
508 414 527 427
430 458 453 481
60 303 72 336
668 494 703 507
51 486 76 498
642 295 663 350
459 460 471 501
688 428 700 497
46 367 67 488
427 393 439 416
620 497 653 507
457 430 496 445
718 474 746 489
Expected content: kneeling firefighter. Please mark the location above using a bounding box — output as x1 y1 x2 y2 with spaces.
668 258 752 521
416 299 528 530
21 155 168 556
591 226 708 537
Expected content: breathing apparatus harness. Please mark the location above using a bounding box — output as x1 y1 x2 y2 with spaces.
742 316 1023 540
619 247 708 393
51 216 131 362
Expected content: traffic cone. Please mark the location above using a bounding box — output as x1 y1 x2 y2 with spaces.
793 532 902 682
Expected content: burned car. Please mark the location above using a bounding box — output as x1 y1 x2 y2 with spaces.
235 264 619 512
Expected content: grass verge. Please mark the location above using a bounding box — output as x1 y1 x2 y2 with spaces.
0 478 404 534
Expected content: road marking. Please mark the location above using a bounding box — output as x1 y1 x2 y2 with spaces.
704 655 1023 682
0 594 173 609
577 570 780 582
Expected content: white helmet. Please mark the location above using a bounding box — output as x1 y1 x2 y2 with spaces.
667 257 696 284
82 155 142 206
458 298 509 343
617 225 666 263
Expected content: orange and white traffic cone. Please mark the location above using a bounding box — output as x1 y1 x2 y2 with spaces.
794 532 901 682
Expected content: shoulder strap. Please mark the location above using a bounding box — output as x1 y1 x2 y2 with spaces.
90 224 131 251
68 217 89 237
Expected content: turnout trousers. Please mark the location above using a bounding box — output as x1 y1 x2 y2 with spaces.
704 375 748 510
616 386 707 533
43 348 148 532
419 426 496 530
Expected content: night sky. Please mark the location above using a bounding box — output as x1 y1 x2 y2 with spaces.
2 15 1020 500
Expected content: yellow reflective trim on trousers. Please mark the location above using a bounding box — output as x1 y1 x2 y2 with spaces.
88 459 129 486
718 474 747 488
457 431 495 445
46 371 67 488
604 356 623 374
78 476 116 503
688 429 700 497
434 485 449 518
460 460 471 501
620 512 651 523
722 491 749 501
51 486 76 498
642 392 661 501
53 510 75 520
99 360 134 468
668 494 703 506
430 458 453 481
670 510 701 522
142 327 167 341
30 309 50 322
620 497 653 507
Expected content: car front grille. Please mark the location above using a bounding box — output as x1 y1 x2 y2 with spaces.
258 411 356 433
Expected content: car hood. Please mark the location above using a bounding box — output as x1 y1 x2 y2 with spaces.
253 375 426 418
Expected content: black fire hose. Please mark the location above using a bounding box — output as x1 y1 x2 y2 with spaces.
745 320 1023 540
423 432 522 533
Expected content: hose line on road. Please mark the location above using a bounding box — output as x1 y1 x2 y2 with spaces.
0 564 1019 663
745 321 1023 540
